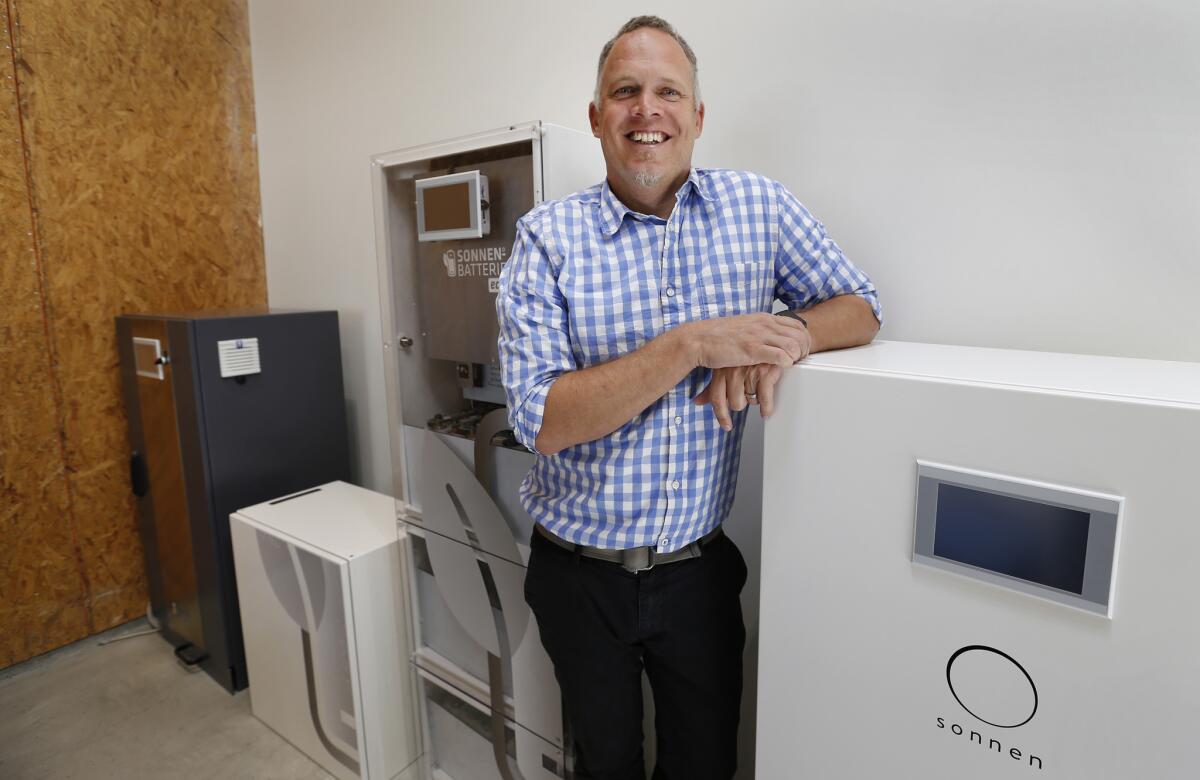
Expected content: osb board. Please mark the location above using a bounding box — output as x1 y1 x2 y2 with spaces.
1 0 267 668
0 1 90 667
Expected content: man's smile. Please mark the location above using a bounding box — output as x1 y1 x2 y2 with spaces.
626 130 670 145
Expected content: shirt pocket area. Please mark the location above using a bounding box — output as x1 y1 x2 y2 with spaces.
699 259 772 319
565 273 657 365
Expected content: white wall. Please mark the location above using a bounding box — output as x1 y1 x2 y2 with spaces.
248 0 399 490
249 0 1200 490
728 0 1200 362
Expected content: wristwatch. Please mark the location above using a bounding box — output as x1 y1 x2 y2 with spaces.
775 309 808 328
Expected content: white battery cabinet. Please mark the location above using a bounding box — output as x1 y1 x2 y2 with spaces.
757 341 1200 780
371 123 605 779
230 481 420 780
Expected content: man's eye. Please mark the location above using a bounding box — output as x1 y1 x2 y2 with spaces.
661 88 681 99
614 86 636 96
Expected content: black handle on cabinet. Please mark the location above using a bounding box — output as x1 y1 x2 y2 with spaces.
130 451 149 497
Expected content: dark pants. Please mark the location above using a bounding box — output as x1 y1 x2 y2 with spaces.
524 527 748 780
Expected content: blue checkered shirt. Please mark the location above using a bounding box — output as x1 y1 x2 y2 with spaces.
496 168 880 553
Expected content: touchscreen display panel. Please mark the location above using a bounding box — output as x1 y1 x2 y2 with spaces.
933 483 1090 594
422 182 472 231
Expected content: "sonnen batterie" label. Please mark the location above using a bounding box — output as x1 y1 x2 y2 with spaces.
442 246 508 278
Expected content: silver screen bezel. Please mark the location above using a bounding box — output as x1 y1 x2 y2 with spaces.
415 170 483 242
912 461 1122 618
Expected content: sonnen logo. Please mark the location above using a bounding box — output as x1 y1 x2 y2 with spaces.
937 645 1044 771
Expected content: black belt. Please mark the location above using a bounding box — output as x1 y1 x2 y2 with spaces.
534 523 723 573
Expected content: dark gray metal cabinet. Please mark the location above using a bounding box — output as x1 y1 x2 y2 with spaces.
116 309 351 692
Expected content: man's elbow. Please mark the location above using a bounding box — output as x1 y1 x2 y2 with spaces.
528 376 571 456
533 423 568 457
853 294 881 343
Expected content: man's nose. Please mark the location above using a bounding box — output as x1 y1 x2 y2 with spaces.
631 91 661 117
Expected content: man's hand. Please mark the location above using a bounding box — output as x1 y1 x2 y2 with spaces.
693 363 787 430
684 313 810 431
689 295 879 431
681 312 810 369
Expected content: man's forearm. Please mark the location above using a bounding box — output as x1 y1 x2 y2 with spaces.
791 294 879 354
535 328 698 456
530 312 809 455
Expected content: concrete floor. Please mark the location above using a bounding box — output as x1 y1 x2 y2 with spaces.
0 621 335 780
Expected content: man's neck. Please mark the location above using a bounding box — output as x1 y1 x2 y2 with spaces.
608 170 691 220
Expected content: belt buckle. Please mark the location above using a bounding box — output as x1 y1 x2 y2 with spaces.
622 546 654 573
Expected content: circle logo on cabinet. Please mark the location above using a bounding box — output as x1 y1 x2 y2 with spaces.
946 645 1038 729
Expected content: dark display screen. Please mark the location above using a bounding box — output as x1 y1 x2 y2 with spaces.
933 483 1090 594
422 182 472 231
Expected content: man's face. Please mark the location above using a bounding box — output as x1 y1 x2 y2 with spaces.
589 28 704 201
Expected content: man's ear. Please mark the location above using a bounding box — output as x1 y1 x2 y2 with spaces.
695 101 705 138
588 101 601 137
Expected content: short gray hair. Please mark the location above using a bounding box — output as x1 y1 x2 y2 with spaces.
593 16 701 109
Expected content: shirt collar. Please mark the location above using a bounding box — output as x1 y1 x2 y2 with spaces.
597 168 715 236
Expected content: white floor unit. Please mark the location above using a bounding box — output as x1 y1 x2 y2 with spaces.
231 481 420 780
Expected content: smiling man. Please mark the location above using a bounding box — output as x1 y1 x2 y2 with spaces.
496 15 881 780
588 28 702 216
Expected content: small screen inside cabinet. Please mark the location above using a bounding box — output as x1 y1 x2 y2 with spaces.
422 182 472 231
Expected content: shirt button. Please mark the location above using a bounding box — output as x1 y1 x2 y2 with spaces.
660 536 670 547
674 416 682 425
665 287 676 297
671 480 681 490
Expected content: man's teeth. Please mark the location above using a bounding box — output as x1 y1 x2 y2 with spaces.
629 131 666 144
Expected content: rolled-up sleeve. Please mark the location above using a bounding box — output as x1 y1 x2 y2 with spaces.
773 182 882 324
495 217 577 454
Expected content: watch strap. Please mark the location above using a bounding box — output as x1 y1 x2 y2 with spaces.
775 309 808 328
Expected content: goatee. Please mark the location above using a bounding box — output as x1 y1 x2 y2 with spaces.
633 170 663 188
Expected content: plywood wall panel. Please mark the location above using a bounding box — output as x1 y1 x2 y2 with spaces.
0 1 91 667
0 483 90 666
69 461 141 630
2 0 267 667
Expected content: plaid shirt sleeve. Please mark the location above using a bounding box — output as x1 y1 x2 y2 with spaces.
773 181 883 324
495 214 577 455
